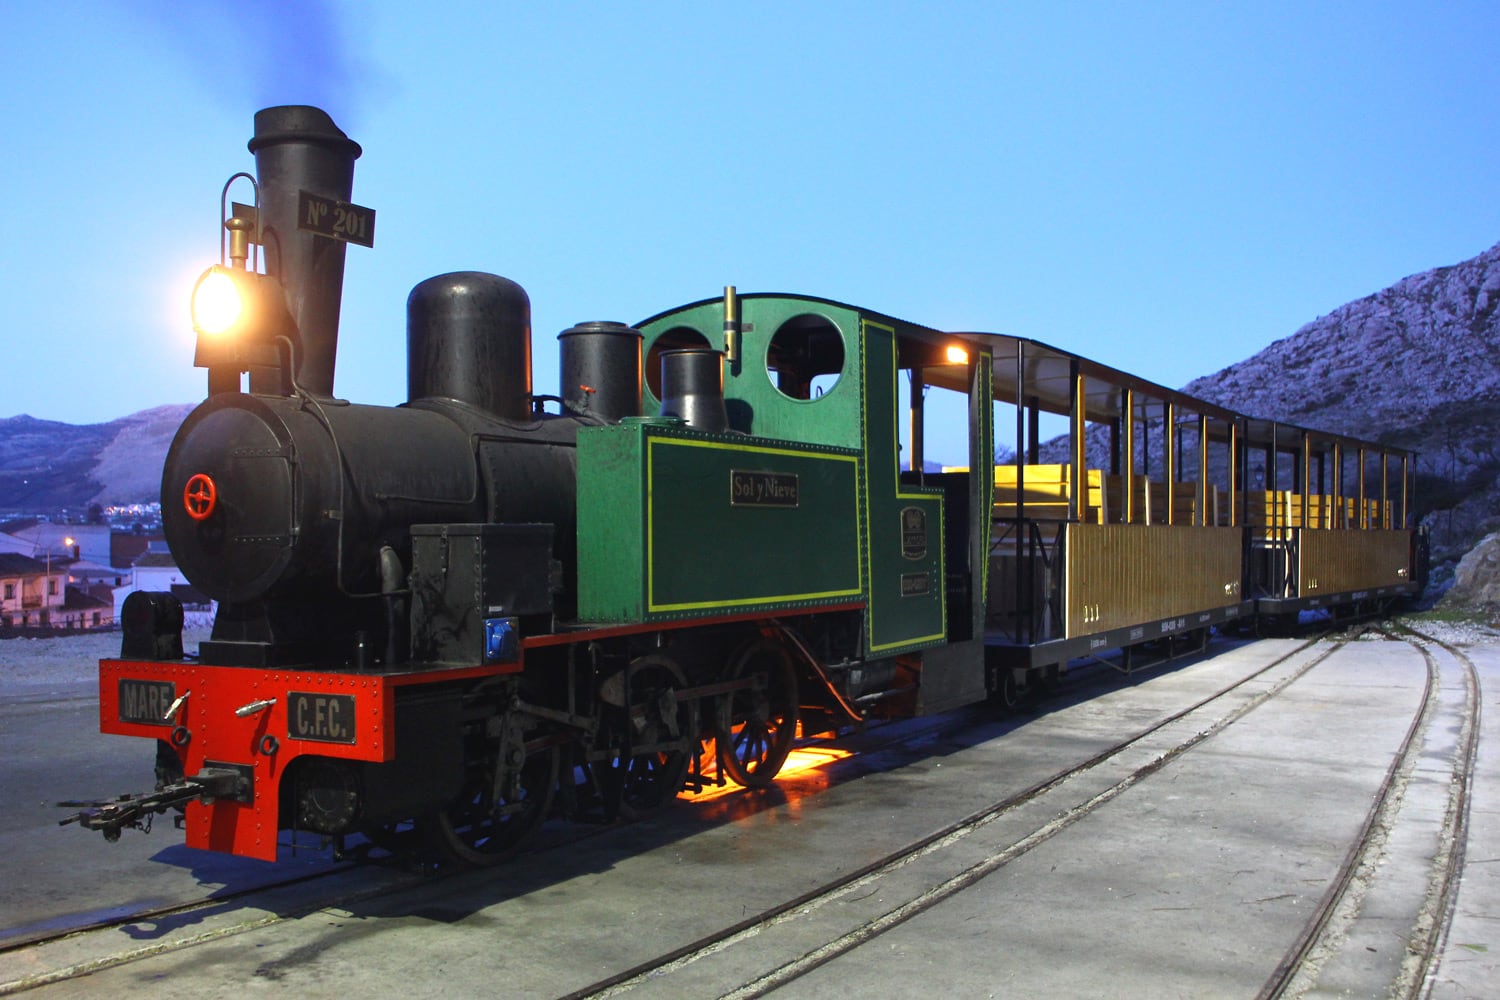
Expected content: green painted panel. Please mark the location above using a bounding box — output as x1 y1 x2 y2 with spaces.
633 295 958 655
976 347 995 629
637 297 866 450
576 421 862 624
575 424 648 622
860 319 947 656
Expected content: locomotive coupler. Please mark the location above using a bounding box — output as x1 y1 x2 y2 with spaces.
59 764 254 842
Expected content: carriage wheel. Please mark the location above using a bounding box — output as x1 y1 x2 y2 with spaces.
714 637 799 788
428 743 559 867
994 666 1021 711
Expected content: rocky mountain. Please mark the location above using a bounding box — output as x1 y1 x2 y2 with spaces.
0 405 192 515
1181 239 1500 568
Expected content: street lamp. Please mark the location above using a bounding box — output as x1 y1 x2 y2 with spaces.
41 536 76 624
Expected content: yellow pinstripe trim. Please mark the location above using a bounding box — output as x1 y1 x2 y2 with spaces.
645 434 862 613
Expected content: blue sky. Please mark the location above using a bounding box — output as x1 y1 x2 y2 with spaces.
4 1 1499 449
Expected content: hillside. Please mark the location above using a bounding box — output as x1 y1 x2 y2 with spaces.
0 404 192 515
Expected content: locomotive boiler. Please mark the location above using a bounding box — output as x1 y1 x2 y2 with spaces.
170 108 628 666
66 106 1427 866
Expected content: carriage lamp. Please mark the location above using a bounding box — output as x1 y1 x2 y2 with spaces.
944 344 969 365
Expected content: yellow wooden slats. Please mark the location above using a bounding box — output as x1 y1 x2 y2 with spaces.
1238 491 1386 531
992 465 1107 523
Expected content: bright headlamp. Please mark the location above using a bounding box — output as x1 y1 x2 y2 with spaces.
191 266 245 336
190 265 297 379
190 265 293 341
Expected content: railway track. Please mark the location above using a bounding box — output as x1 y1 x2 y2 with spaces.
0 854 429 997
1 634 1153 987
0 700 1004 996
0 698 1013 989
1258 624 1482 999
0 863 355 956
565 631 1349 999
564 624 1480 999
4 626 1477 997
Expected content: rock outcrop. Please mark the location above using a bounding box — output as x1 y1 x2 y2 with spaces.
1438 531 1500 616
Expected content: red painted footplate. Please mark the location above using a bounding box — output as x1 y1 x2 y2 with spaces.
98 658 505 860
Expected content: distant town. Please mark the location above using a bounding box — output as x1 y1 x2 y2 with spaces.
0 502 211 637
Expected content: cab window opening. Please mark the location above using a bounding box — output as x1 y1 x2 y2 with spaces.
767 315 845 401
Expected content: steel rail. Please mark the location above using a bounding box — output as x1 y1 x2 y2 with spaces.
1405 626 1482 998
0 857 429 998
1255 630 1439 998
1255 623 1481 999
0 859 363 959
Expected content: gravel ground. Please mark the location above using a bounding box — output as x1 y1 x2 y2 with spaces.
1398 615 1500 647
0 628 213 693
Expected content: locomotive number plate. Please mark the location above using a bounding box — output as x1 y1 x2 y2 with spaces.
287 692 357 744
297 191 376 248
118 679 176 725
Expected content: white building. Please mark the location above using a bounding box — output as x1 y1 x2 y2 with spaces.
112 545 215 629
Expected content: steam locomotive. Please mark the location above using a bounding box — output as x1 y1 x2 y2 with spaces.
67 107 1426 865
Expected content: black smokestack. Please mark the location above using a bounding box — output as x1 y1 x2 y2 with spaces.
248 105 361 397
